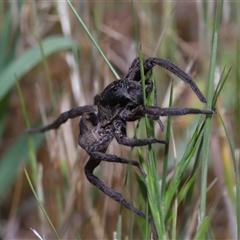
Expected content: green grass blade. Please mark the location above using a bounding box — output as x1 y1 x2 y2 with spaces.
179 137 203 238
212 67 231 106
193 217 211 240
0 36 77 101
0 1 23 69
200 0 223 223
115 215 122 240
0 133 43 199
24 169 61 240
165 121 205 214
138 51 163 238
0 7 13 69
0 94 10 139
160 80 174 238
161 81 173 204
177 177 195 204
131 2 163 238
218 112 240 238
65 0 119 79
15 76 39 184
234 41 240 146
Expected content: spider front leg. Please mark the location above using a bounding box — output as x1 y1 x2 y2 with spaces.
121 105 215 121
125 57 207 103
27 105 96 133
142 106 216 117
84 157 158 239
112 119 167 147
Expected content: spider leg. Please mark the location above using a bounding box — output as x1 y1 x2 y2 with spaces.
113 119 167 146
149 58 207 103
142 106 215 117
27 105 96 133
121 105 215 121
88 151 146 177
125 57 207 103
84 157 158 239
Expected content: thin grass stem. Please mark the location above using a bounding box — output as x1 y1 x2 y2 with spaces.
200 0 223 224
66 0 119 79
234 41 240 146
15 76 38 184
218 113 240 238
131 1 164 238
24 169 60 240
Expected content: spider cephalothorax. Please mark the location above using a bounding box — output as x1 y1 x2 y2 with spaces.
27 57 215 238
94 78 153 126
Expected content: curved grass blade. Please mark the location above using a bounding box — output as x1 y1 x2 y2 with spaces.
65 0 119 79
0 36 78 101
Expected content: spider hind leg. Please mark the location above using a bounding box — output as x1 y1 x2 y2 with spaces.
84 158 158 239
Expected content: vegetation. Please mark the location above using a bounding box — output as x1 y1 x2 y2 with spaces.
0 1 239 239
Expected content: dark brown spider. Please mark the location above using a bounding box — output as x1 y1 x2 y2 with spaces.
27 57 215 238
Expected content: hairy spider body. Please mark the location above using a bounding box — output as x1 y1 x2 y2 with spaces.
27 57 215 238
95 78 152 127
94 57 214 135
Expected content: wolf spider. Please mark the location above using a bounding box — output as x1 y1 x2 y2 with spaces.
28 57 215 238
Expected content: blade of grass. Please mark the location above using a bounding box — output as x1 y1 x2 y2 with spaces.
0 7 13 69
115 215 122 240
200 0 223 223
0 94 10 139
0 36 78 102
161 80 173 207
0 1 23 69
24 169 60 240
212 67 231 106
218 112 240 238
235 42 240 239
179 137 204 238
131 1 164 238
129 1 163 238
159 80 174 238
65 0 119 79
0 132 43 199
194 216 211 240
15 76 38 184
165 120 205 214
234 41 240 146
